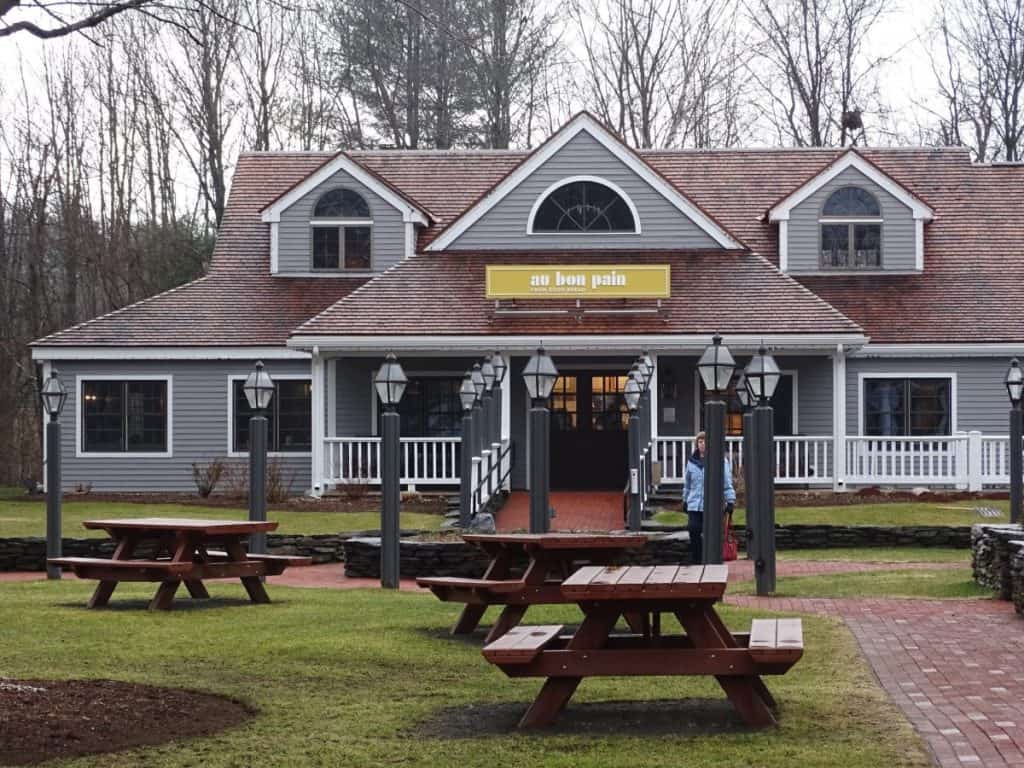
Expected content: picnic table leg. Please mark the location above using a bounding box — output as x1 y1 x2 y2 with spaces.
149 579 181 611
674 607 776 728
485 605 527 644
703 608 777 710
184 580 211 599
147 533 197 611
87 534 138 609
451 549 514 636
223 539 272 604
518 606 620 729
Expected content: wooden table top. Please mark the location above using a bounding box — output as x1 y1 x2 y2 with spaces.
561 564 729 600
82 518 279 535
462 533 648 550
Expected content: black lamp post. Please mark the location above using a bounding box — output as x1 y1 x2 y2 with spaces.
639 350 655 450
624 374 643 531
458 372 477 527
490 352 507 492
243 361 275 555
40 369 67 580
470 363 485 459
697 333 735 565
736 372 754 543
523 346 558 533
745 345 781 595
1006 358 1023 524
375 352 408 588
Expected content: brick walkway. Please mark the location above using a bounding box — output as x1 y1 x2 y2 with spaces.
496 491 624 532
728 593 1024 767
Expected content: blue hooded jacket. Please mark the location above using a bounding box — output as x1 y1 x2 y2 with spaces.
682 451 736 513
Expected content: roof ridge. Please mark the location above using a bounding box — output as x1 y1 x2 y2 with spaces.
31 276 212 346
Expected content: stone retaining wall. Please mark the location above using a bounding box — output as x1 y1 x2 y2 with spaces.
645 524 971 550
343 532 695 579
970 524 1024 599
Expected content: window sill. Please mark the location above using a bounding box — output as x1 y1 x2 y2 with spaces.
76 451 173 459
788 269 923 276
274 271 377 279
226 451 313 459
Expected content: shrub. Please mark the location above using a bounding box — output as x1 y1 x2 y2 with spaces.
221 459 295 503
191 458 226 498
338 476 370 501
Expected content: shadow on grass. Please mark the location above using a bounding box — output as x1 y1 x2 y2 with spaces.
415 624 585 647
54 596 281 612
412 698 747 738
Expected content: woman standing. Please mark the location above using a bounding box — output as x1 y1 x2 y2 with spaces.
682 431 736 564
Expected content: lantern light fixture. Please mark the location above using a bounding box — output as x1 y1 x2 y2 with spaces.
697 333 736 394
744 345 782 403
523 346 559 401
40 369 68 420
374 353 408 409
459 372 477 411
1006 358 1023 407
243 361 275 412
624 375 642 413
481 358 496 391
490 352 507 385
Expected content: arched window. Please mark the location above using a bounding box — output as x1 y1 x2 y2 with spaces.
311 188 372 270
819 186 882 269
530 179 638 233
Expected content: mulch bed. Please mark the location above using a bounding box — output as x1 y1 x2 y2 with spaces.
0 678 254 765
771 488 1008 507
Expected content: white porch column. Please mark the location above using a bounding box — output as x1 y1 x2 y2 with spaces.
832 344 847 490
649 353 659 441
501 360 511 442
40 361 51 493
311 349 326 497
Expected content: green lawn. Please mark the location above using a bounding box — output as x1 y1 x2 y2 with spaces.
732 568 990 600
777 547 970 564
0 581 931 767
0 495 443 538
654 500 1008 528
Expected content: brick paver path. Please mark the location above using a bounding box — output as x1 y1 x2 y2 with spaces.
496 491 624 532
728 593 1024 767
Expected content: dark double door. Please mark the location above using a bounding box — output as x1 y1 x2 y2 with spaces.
548 372 630 490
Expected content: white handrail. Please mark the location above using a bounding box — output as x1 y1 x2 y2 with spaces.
654 435 833 485
324 436 461 486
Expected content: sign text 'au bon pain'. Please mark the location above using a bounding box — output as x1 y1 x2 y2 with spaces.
484 265 671 300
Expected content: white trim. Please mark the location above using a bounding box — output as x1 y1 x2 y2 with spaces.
270 222 280 274
768 151 934 222
309 218 374 227
832 345 847 489
778 220 788 272
786 270 922 277
75 375 174 459
327 359 338 438
32 346 310 361
817 217 884 224
856 371 958 436
289 333 868 354
501 364 511 442
915 219 924 270
855 343 1024 358
525 175 642 234
310 353 325 494
649 353 659 441
260 153 430 225
425 113 742 251
404 222 415 259
225 373 314 458
272 272 378 279
370 369 379 437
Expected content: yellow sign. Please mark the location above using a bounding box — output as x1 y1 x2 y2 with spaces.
485 264 671 300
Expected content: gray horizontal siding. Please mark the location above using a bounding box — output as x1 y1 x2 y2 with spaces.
277 167 405 273
449 131 721 251
787 166 916 273
845 357 1010 435
50 359 313 494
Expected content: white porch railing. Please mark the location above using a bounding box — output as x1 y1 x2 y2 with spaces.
655 435 834 486
656 432 1021 490
323 436 460 486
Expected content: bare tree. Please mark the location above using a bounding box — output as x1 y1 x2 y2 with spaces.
744 0 891 147
238 0 298 152
0 0 154 39
575 0 750 148
929 0 1024 161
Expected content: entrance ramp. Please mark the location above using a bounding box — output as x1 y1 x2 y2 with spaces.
496 492 625 532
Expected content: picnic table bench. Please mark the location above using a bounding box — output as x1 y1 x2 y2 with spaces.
481 564 803 729
417 532 647 642
49 518 312 611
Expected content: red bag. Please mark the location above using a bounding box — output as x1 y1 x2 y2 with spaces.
722 510 738 562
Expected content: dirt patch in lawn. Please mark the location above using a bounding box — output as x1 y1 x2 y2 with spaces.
768 488 1008 507
0 678 254 765
414 698 747 737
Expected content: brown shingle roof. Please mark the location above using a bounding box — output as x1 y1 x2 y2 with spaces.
293 251 864 337
34 144 1024 348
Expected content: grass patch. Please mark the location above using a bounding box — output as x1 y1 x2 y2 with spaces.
777 547 970 564
732 568 991 600
653 500 1008 528
0 499 443 538
0 581 930 767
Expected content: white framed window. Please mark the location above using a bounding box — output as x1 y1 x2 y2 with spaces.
310 188 373 271
527 175 640 234
226 374 312 457
857 373 956 436
819 186 883 269
76 375 173 458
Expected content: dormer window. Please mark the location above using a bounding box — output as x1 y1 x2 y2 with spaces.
529 177 639 233
311 188 372 270
819 186 882 269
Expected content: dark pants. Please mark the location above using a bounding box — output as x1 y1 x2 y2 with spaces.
687 509 704 564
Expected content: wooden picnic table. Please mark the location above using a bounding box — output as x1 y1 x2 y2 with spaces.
417 532 648 642
481 564 804 729
49 517 312 611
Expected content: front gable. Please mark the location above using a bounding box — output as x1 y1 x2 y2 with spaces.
426 113 742 252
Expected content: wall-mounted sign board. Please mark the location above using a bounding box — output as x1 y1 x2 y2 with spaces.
485 264 671 300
